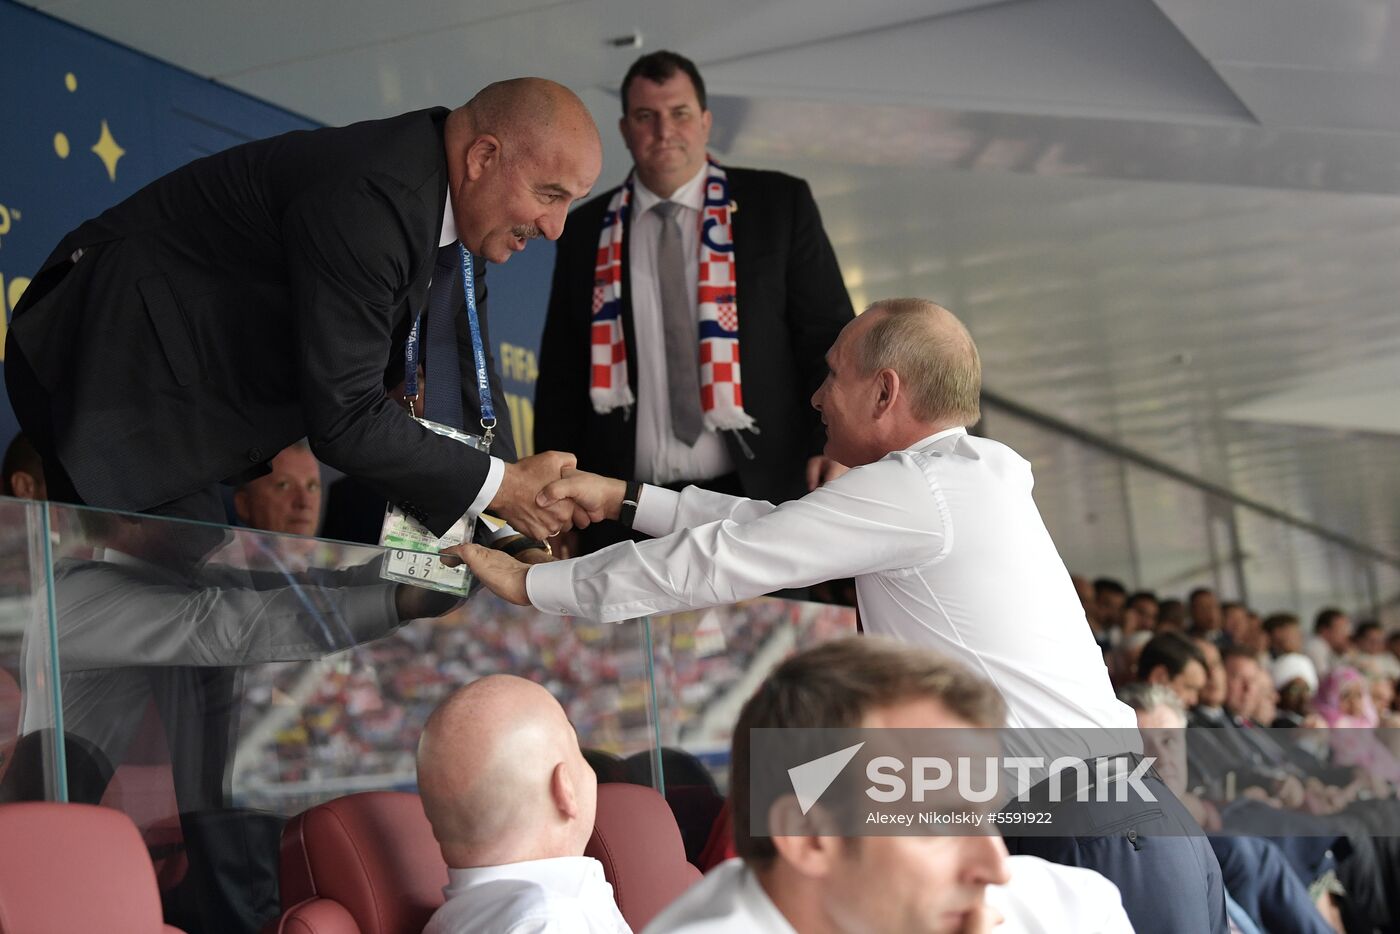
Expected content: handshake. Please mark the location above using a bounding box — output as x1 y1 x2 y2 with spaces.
484 451 628 549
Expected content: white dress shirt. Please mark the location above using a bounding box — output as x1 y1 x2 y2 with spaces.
641 857 1133 934
529 428 1138 754
627 165 735 485
1303 636 1344 680
423 856 631 934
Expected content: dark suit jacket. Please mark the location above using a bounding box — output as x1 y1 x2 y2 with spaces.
535 167 852 507
7 108 508 536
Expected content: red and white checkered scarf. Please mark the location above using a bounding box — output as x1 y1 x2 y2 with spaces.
589 159 755 432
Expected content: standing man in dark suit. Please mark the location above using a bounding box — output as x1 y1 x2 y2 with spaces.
535 52 853 555
6 78 599 543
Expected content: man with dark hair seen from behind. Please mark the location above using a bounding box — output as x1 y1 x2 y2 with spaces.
535 51 853 556
458 298 1227 933
6 78 600 544
646 636 1133 933
418 675 630 933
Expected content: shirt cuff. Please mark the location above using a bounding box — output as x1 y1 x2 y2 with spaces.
525 563 575 616
468 456 505 517
633 484 679 538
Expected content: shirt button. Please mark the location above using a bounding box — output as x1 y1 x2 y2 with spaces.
247 447 263 462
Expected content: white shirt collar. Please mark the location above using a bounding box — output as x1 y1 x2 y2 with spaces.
632 161 708 218
910 426 969 449
440 194 457 248
446 855 604 891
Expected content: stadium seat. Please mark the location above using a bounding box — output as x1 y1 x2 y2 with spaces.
276 791 446 934
0 800 184 933
586 782 703 930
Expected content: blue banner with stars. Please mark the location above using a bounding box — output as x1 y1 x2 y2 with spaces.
0 0 316 449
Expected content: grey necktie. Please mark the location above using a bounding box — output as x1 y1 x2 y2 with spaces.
653 201 705 445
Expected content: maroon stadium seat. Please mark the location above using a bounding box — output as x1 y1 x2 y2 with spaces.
276 791 447 934
586 782 703 930
0 801 185 933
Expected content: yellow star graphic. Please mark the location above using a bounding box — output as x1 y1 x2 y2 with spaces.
90 119 125 182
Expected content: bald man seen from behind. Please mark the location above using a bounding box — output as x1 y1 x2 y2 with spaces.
417 675 632 934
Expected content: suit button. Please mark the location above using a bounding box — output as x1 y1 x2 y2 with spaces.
247 447 263 462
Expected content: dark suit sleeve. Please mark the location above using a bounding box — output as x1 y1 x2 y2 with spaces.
282 174 488 537
533 219 594 458
784 178 854 455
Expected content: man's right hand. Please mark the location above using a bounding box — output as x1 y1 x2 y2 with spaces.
537 469 628 529
488 451 578 541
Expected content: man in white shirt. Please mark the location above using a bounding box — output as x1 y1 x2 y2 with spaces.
418 675 631 934
640 637 1133 934
456 297 1224 932
1304 608 1352 679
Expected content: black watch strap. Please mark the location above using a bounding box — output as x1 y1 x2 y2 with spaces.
619 480 642 529
498 535 546 558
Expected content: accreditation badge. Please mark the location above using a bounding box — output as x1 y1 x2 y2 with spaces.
379 418 489 597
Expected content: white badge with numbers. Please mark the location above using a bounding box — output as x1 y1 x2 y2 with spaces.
379 419 488 597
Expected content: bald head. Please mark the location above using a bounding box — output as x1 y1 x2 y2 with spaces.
450 78 599 157
445 78 602 263
417 675 596 868
854 299 981 427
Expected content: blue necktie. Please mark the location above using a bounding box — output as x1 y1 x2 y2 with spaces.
423 245 465 430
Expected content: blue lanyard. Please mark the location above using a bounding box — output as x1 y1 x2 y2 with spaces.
404 244 496 443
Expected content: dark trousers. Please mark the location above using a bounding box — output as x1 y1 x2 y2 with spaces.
1210 836 1333 934
1003 773 1228 934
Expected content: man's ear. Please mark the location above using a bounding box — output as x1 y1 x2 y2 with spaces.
766 796 845 879
465 134 502 182
1144 665 1168 687
550 761 581 821
232 488 250 525
872 368 901 418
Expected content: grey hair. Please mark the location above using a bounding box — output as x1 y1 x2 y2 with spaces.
854 298 981 426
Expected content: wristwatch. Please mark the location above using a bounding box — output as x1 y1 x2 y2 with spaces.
619 480 642 529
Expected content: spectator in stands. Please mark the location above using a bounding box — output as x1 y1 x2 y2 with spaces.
460 298 1227 933
1137 631 1208 708
1352 621 1400 682
1 433 45 501
1127 590 1159 630
1121 683 1341 934
1093 577 1127 645
644 636 1133 934
232 441 322 537
1306 609 1352 678
1189 587 1223 643
1265 613 1306 658
418 674 630 934
1271 653 1320 728
1156 597 1188 632
1192 637 1230 717
1223 648 1265 723
1221 601 1252 650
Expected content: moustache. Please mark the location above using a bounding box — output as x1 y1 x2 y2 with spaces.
511 225 542 240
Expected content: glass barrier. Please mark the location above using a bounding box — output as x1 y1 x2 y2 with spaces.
0 498 62 803
4 490 1395 932
0 497 675 930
